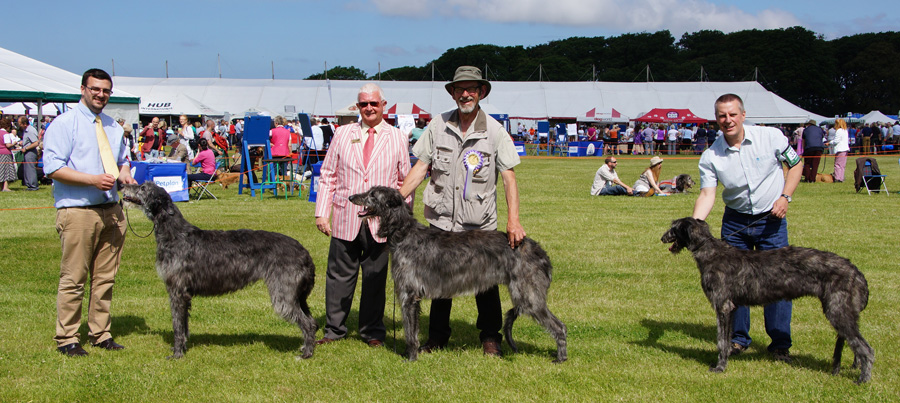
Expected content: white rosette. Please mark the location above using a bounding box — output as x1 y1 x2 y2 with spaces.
462 150 484 201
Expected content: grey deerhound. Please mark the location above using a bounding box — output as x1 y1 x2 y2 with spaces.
122 182 317 359
659 174 694 193
348 186 567 362
661 217 873 383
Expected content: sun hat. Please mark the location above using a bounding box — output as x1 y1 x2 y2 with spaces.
445 66 491 98
166 134 179 145
650 156 664 166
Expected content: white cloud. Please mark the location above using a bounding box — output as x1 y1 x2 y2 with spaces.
369 0 801 35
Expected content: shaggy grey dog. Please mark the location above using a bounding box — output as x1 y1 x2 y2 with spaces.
349 186 567 362
661 217 873 383
659 174 695 193
122 182 317 359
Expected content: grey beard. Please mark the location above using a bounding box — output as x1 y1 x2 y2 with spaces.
457 98 477 114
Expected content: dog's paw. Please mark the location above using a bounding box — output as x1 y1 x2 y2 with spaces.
166 353 184 360
709 365 726 373
296 352 313 361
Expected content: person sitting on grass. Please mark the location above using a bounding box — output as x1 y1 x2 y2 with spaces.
632 156 668 196
590 156 632 196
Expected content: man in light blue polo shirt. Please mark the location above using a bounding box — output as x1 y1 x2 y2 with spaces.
692 93 803 364
42 68 137 357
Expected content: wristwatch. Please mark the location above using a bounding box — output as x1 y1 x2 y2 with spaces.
781 194 792 203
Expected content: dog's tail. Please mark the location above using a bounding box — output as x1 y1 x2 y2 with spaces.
504 307 520 353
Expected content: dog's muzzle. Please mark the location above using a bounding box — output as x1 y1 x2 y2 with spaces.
661 231 681 253
121 194 143 206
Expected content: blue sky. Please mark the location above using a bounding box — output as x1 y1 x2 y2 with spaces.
3 0 896 80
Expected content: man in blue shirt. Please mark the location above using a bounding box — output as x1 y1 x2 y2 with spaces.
42 68 137 357
692 93 803 363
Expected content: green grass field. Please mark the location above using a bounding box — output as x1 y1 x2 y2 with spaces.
1 154 898 402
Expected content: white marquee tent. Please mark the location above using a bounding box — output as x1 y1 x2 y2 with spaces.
0 47 141 123
860 110 896 124
115 77 825 125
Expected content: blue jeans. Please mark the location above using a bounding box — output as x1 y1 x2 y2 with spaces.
599 184 628 196
721 207 792 352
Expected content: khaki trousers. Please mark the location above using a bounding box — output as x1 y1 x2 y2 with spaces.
54 203 126 346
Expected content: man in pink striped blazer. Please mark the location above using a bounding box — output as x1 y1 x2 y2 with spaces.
314 83 411 347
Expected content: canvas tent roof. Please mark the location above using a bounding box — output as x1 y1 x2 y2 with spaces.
385 102 430 119
0 46 140 123
114 77 826 125
0 102 60 116
577 107 629 123
0 47 139 105
634 108 707 124
860 110 896 124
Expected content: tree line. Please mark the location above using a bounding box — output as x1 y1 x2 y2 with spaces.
306 27 900 118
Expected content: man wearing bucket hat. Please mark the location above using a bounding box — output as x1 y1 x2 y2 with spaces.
399 66 524 358
165 134 189 164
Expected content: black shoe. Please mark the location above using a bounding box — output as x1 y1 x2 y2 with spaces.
730 342 747 356
771 349 792 363
93 338 125 350
58 343 89 357
418 339 446 353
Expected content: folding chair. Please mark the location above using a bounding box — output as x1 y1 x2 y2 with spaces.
553 134 568 156
191 160 222 201
861 160 889 195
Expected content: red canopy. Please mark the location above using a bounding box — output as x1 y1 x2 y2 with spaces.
633 108 708 124
385 103 430 119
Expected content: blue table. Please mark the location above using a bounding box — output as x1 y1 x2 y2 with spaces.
131 161 189 202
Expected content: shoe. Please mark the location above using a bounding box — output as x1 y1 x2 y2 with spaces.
93 338 125 350
730 342 747 356
418 339 446 353
482 339 502 357
58 343 89 357
316 337 338 345
771 349 792 363
365 339 384 348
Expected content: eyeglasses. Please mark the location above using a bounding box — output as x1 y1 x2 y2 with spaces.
453 86 481 96
357 101 381 108
86 86 113 96
610 161 618 164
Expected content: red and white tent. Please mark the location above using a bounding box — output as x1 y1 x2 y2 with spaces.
577 107 630 123
385 103 430 119
633 108 708 124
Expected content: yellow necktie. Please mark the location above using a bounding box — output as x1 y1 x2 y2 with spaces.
95 116 119 179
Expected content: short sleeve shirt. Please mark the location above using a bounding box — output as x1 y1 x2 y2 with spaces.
698 125 798 215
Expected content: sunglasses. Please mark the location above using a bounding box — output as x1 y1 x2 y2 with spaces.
357 101 382 108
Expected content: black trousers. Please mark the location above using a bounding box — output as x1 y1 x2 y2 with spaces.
802 149 823 182
322 224 388 341
427 286 503 344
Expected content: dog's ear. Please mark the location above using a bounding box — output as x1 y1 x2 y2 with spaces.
382 187 405 208
687 218 710 240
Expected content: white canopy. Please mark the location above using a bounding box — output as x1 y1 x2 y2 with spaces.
0 102 60 116
860 110 896 124
114 77 826 125
0 46 140 123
